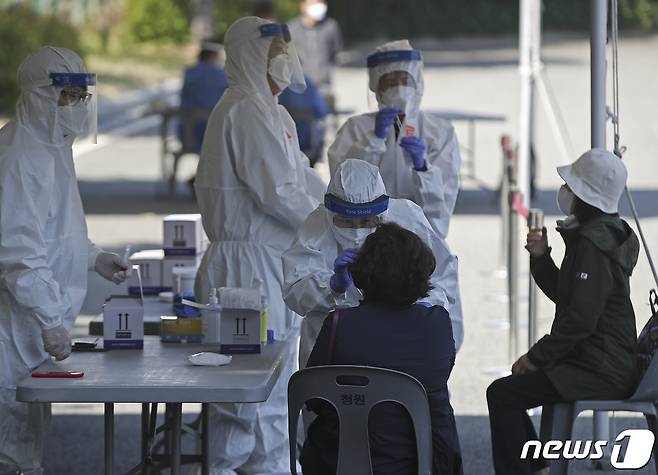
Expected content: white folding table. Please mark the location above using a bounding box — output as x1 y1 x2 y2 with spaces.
16 336 293 475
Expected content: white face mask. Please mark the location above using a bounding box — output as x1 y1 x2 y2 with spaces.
59 102 88 138
379 85 416 115
306 2 327 21
557 185 575 215
268 54 292 93
333 227 373 250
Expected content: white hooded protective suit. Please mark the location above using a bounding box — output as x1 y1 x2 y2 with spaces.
0 46 102 474
193 16 325 474
282 159 463 370
328 39 461 239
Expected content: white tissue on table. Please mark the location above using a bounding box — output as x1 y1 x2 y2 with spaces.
188 352 232 366
218 287 263 311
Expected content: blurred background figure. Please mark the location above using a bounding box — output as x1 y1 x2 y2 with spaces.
252 0 277 21
288 0 343 109
278 75 329 167
179 40 228 155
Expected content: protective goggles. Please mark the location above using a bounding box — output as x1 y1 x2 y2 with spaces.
258 23 291 43
366 49 422 68
324 193 390 218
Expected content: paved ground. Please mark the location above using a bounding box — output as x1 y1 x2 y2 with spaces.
36 34 658 474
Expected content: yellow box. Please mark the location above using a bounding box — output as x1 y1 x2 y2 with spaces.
160 316 203 343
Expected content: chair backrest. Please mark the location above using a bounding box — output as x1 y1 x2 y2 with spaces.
630 347 658 401
288 365 433 475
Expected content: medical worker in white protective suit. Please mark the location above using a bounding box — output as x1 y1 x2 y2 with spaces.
0 47 131 475
194 17 325 474
283 159 463 371
328 40 461 239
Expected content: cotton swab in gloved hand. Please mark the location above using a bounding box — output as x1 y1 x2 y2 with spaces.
395 114 404 145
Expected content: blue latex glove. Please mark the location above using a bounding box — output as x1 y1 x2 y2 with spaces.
374 107 400 139
418 301 433 308
330 248 359 293
400 136 426 170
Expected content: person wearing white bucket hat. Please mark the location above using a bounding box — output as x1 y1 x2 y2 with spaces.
486 148 640 474
556 148 628 215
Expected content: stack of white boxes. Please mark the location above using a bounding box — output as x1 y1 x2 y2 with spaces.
162 214 207 293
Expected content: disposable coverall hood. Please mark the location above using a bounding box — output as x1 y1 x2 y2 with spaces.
368 39 424 119
326 160 387 248
224 16 306 97
17 46 87 145
327 159 386 204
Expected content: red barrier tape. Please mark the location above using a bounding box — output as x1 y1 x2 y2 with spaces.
512 192 529 220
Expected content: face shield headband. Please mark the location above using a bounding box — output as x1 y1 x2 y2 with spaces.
324 194 390 218
259 23 306 94
366 49 422 68
259 23 292 42
49 72 96 88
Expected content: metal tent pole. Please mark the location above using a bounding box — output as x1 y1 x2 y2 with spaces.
590 0 610 462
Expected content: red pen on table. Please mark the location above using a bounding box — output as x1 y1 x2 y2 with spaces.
32 371 84 378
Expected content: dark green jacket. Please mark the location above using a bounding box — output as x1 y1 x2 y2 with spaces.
528 215 640 400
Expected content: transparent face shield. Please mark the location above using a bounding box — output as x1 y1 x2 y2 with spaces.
325 193 389 227
366 49 423 118
325 193 389 248
259 23 306 94
51 72 97 143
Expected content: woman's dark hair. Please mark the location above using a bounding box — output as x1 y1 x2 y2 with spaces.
572 196 616 223
350 222 435 306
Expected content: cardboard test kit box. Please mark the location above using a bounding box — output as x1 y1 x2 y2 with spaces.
103 296 144 349
163 214 207 256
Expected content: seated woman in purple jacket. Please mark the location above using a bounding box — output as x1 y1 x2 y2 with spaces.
301 222 463 475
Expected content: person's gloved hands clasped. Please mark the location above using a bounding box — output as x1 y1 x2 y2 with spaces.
95 252 131 284
400 136 426 170
330 248 359 293
42 324 72 361
374 107 400 139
